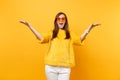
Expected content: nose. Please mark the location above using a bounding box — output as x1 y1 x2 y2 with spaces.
60 19 63 22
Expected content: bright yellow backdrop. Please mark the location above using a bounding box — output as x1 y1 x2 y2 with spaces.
0 0 120 80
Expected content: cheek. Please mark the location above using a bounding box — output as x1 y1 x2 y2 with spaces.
63 21 66 25
63 20 66 23
56 21 59 25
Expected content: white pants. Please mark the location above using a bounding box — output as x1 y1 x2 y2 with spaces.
45 65 71 80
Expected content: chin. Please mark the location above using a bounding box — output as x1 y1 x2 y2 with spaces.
59 27 64 29
58 25 63 28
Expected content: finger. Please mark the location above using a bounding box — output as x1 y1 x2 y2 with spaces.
96 24 101 26
94 23 101 26
19 20 26 23
96 23 101 25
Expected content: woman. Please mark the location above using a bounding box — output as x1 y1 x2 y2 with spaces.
19 12 100 80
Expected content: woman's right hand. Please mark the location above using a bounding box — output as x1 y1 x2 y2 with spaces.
19 20 31 27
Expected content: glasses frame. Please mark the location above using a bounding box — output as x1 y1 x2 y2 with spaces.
57 17 66 22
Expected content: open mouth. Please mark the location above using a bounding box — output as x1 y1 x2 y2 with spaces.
59 23 63 25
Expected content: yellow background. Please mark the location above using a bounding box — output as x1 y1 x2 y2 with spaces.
0 0 120 80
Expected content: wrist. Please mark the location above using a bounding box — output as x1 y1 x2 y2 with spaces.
85 30 89 34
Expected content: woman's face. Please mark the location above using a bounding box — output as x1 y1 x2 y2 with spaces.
56 14 66 29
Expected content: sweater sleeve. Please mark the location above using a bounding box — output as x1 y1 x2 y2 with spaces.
39 31 52 44
70 32 85 46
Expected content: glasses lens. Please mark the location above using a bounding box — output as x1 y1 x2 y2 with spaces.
61 18 65 21
57 17 65 22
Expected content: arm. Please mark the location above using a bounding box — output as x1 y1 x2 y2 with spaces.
80 23 101 42
19 20 42 40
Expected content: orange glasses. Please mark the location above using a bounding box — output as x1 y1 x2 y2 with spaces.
57 17 66 22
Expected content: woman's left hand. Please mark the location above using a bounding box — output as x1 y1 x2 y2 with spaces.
91 23 101 28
